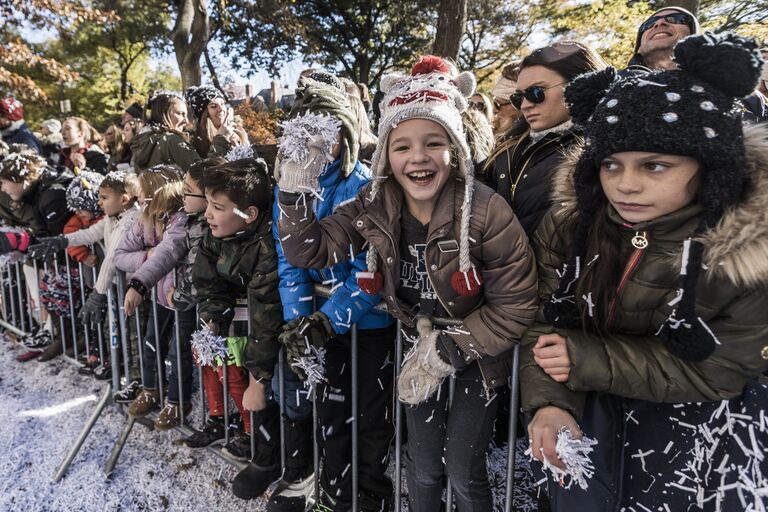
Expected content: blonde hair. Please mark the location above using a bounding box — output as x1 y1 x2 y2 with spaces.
64 117 104 148
138 165 184 227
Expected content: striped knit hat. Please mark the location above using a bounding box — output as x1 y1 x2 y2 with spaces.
358 55 482 296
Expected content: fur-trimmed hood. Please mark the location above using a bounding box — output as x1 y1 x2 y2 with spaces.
551 123 768 289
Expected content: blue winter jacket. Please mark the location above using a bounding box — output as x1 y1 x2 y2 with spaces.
2 121 42 154
272 158 392 334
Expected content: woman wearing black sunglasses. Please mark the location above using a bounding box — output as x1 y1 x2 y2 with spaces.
482 41 607 236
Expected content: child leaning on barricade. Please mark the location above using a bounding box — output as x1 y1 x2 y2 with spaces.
112 165 196 425
0 152 73 358
265 71 395 512
29 170 140 368
275 56 539 511
184 156 283 489
39 170 104 365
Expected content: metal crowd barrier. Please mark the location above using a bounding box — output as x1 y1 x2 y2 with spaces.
0 256 523 511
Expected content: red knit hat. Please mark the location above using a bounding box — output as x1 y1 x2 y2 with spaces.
0 97 24 121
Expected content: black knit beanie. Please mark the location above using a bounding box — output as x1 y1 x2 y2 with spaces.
547 32 764 362
184 85 227 121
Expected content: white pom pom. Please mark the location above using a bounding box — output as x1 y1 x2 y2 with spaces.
190 327 229 366
526 427 598 490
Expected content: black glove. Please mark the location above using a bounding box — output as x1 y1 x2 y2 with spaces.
278 312 334 379
0 230 30 255
27 235 68 259
79 291 107 325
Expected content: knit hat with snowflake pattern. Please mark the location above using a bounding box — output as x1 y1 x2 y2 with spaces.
358 55 481 297
66 169 104 214
548 32 764 361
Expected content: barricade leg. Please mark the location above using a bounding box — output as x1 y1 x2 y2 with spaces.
77 261 92 357
51 385 112 482
393 321 403 512
351 324 359 512
64 253 79 361
150 286 164 401
445 376 456 512
504 345 521 512
53 256 68 355
108 287 120 391
14 262 26 333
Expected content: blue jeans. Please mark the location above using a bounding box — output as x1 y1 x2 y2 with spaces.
271 351 312 421
140 304 195 403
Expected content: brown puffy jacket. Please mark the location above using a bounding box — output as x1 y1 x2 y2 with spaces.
277 176 539 389
521 124 768 418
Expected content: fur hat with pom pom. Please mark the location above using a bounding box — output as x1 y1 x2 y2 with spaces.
550 32 764 362
358 55 482 297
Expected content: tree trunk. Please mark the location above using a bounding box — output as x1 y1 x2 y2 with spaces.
120 68 129 101
432 0 468 61
171 0 210 89
665 0 699 16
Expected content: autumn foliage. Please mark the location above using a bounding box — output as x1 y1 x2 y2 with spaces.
234 102 283 146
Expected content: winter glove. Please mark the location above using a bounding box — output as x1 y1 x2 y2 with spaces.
0 230 31 255
279 311 334 380
79 291 107 325
27 235 68 259
276 113 340 194
397 317 456 406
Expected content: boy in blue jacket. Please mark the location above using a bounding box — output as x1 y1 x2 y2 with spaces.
264 73 395 512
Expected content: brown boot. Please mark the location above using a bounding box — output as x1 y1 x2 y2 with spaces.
127 388 160 417
154 401 193 431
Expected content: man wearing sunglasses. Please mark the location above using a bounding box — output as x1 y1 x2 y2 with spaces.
628 7 699 71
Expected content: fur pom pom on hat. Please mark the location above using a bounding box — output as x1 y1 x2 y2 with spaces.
360 55 482 296
552 32 764 362
66 169 104 214
184 85 227 121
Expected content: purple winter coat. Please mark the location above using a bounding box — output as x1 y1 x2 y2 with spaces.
113 211 188 309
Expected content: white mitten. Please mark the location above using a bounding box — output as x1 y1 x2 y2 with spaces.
276 112 340 194
397 317 455 406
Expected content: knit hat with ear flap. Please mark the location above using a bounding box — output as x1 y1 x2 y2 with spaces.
358 55 481 297
66 169 104 214
550 32 764 362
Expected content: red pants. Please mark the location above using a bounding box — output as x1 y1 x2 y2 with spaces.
201 364 251 431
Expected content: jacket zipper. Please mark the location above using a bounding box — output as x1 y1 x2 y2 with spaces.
606 231 649 329
510 137 560 201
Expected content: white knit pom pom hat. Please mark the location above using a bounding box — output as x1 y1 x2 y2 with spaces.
358 55 483 297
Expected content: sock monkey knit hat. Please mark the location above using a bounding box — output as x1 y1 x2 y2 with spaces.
358 55 482 297
548 32 764 361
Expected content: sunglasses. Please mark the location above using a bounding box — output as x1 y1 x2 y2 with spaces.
184 192 206 199
468 100 486 111
493 99 511 111
639 12 692 35
510 82 565 109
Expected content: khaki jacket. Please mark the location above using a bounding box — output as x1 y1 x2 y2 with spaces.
278 176 539 388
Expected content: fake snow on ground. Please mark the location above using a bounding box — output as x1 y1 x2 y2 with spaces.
0 332 538 512
0 335 264 512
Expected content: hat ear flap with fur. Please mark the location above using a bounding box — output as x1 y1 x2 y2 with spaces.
564 67 618 126
674 32 762 98
380 74 404 94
